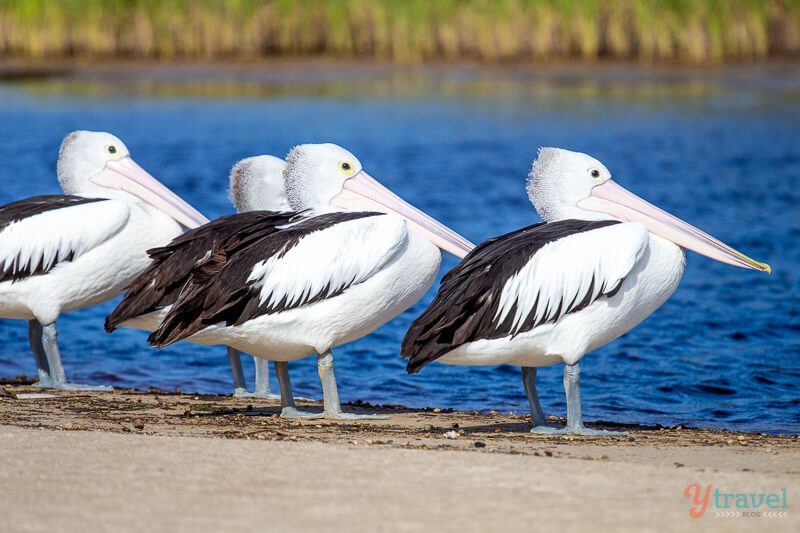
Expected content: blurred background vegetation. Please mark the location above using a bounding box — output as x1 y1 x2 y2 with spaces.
0 0 797 64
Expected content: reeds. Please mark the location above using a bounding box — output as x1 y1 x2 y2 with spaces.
0 0 797 63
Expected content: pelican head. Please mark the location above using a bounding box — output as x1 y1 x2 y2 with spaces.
528 147 771 273
57 131 207 228
284 143 474 258
229 155 289 212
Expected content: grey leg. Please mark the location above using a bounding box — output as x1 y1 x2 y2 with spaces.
521 366 547 427
275 361 317 418
253 357 280 399
38 322 110 391
532 363 625 436
41 322 67 386
564 363 583 432
228 347 249 397
229 349 281 399
28 320 53 386
316 350 387 420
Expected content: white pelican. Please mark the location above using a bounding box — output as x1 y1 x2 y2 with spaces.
402 147 770 435
149 143 474 419
106 155 293 398
0 131 206 389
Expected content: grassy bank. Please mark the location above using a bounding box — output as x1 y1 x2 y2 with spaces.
0 0 798 63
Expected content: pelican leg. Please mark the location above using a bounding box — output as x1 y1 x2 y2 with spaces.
28 320 53 387
228 347 249 397
315 350 388 420
275 361 317 418
253 357 280 399
521 366 547 427
532 363 625 436
41 323 66 385
37 322 110 391
229 349 281 399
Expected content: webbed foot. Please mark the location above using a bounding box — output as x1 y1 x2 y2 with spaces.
324 411 389 421
233 388 282 400
280 407 323 419
531 424 626 436
37 381 112 392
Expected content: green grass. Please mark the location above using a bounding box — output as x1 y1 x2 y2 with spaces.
0 0 797 63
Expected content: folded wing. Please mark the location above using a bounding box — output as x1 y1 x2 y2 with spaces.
105 210 296 331
149 211 408 347
0 195 127 283
402 219 649 373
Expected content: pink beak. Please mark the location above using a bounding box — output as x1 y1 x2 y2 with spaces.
331 171 474 259
578 179 771 273
92 156 208 229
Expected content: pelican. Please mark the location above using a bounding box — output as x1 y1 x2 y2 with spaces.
0 131 206 389
402 148 770 435
106 155 293 397
149 143 474 419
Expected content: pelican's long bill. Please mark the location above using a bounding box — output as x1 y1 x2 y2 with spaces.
578 179 771 273
92 156 208 229
332 171 474 258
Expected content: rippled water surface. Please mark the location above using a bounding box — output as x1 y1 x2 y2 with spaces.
0 63 797 433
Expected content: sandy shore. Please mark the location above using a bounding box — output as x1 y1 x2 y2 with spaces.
0 383 797 532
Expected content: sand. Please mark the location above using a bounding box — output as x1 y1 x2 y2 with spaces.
0 383 797 532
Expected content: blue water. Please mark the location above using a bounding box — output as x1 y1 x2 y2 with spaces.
0 63 797 433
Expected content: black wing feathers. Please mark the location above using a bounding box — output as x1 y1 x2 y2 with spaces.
105 210 296 331
402 219 621 373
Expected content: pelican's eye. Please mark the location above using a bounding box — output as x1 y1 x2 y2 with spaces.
590 169 601 179
106 145 118 155
339 161 355 175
